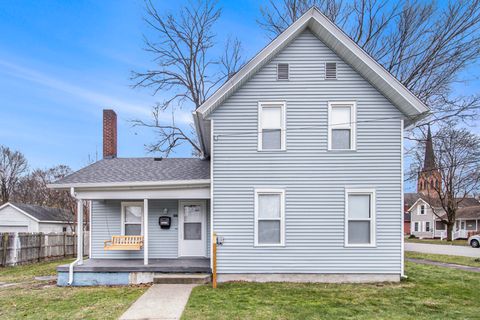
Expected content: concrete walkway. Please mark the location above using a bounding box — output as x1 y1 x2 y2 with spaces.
405 242 480 258
120 284 197 320
407 258 480 273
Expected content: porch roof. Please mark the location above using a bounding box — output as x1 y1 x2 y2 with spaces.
49 158 210 189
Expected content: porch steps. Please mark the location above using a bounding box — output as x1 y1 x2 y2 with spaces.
153 273 211 284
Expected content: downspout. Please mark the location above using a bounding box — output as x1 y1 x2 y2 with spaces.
67 187 81 286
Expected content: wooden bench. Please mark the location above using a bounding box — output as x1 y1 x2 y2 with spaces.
104 236 144 251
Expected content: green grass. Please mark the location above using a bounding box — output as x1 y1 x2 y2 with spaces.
405 238 468 246
183 262 480 320
406 251 480 267
0 259 147 320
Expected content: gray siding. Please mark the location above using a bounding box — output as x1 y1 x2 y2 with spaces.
211 30 403 274
91 200 210 259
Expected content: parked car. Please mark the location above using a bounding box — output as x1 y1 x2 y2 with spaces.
468 235 480 248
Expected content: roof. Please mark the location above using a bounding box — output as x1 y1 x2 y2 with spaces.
404 193 479 210
450 206 480 220
196 7 429 125
1 202 71 222
50 158 210 188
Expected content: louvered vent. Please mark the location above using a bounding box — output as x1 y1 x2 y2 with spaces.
277 63 289 80
325 62 337 79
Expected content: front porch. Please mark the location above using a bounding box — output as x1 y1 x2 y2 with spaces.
58 257 211 273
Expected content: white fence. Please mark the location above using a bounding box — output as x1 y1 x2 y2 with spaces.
0 232 89 267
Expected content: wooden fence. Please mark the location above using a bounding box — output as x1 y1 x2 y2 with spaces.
0 232 89 267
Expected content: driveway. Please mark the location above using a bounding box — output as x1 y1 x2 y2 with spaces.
405 242 480 258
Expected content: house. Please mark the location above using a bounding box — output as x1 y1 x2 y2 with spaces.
0 202 73 233
49 7 429 286
406 129 480 239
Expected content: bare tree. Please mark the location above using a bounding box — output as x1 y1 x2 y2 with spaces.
409 127 480 241
132 0 244 157
258 0 480 128
14 165 77 229
0 145 28 204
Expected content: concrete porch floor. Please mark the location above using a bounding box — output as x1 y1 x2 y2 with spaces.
57 258 211 273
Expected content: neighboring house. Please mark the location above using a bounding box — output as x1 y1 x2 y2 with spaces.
404 212 411 235
50 7 429 286
0 202 73 233
405 128 479 239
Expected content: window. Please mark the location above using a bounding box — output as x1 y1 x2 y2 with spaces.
62 227 67 232
255 189 285 246
435 221 446 230
414 222 419 232
328 102 356 150
277 63 289 80
419 204 425 215
325 62 337 79
121 202 143 236
425 221 431 232
258 102 286 151
345 189 375 246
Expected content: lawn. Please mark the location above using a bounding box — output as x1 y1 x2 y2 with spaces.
0 259 147 320
405 251 480 267
183 262 480 320
405 238 468 246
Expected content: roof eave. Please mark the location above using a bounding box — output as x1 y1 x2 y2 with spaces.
47 179 211 190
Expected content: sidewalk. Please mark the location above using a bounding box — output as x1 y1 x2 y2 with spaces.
120 284 197 320
406 258 480 273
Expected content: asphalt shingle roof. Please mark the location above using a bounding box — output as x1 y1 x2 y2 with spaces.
11 203 71 222
404 193 479 209
52 158 210 185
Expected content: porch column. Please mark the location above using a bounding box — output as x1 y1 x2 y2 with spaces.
77 199 84 265
144 199 149 265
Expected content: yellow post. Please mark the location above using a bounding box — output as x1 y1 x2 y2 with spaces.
212 233 217 289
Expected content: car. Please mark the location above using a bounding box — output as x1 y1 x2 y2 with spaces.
468 234 480 248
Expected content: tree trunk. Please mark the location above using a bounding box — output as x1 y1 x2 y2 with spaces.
446 223 454 242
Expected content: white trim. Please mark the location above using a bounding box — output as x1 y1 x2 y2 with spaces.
254 188 285 247
120 202 144 236
418 204 426 215
88 200 92 258
406 198 428 212
328 101 356 151
400 119 404 277
178 200 208 257
0 202 41 222
257 101 287 151
48 179 211 190
210 119 214 269
144 199 149 265
196 7 428 122
344 188 376 247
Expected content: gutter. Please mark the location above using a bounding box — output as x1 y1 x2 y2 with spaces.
47 179 211 190
67 187 80 286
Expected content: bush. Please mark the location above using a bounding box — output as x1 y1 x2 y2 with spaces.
409 234 417 239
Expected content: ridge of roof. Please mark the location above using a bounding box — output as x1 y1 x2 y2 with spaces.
196 7 429 125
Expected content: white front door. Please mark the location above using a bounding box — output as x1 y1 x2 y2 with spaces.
178 200 207 257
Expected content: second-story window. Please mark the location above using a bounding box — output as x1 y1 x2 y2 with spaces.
258 102 286 151
328 102 356 150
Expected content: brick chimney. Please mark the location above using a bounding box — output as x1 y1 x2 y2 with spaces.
103 109 117 159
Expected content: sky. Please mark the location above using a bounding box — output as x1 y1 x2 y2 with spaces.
0 1 479 192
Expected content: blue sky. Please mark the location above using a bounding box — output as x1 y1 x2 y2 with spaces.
1 1 478 192
0 0 264 169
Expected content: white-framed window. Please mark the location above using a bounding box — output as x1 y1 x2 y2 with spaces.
425 221 431 232
277 63 289 80
254 189 285 246
419 204 425 215
121 202 144 236
345 189 375 246
258 101 286 151
414 222 419 232
328 102 356 150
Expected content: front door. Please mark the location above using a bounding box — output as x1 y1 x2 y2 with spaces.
178 200 207 257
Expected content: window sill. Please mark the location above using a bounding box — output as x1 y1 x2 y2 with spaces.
327 149 357 153
257 149 287 152
344 244 377 248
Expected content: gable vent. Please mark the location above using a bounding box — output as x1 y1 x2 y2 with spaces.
277 63 289 80
325 62 337 80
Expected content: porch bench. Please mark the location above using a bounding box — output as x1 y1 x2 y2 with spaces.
104 235 144 251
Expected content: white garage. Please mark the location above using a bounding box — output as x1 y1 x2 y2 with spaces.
0 202 73 233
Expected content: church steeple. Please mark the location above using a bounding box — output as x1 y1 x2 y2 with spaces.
417 126 442 197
